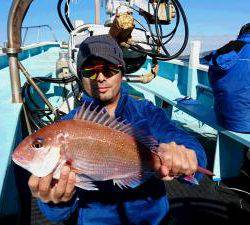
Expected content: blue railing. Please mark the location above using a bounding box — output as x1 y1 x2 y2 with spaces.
0 43 59 70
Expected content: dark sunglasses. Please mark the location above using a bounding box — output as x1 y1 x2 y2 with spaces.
78 64 122 80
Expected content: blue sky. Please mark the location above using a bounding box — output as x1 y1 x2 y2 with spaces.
0 0 249 50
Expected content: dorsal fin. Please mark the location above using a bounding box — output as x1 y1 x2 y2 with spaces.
73 102 134 134
128 120 159 151
74 101 87 119
73 101 159 151
82 101 94 120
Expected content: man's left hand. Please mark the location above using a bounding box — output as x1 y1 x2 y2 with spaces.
151 142 198 181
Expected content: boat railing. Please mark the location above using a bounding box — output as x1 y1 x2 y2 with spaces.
163 39 209 73
21 24 58 46
168 58 209 72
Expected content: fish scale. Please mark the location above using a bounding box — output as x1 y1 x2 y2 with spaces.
65 125 144 178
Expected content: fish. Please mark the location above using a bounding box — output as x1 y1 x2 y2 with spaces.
12 102 162 190
12 102 207 190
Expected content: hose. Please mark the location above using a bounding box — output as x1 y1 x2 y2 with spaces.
128 0 189 61
157 0 189 60
64 0 74 31
57 0 72 33
22 75 81 129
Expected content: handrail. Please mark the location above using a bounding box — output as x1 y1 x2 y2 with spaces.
6 0 34 103
21 24 58 45
168 58 209 72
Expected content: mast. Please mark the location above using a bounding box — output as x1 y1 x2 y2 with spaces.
95 0 100 24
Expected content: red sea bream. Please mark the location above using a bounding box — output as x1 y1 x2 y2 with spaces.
12 103 159 190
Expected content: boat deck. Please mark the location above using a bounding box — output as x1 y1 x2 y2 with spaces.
0 44 249 225
165 133 250 225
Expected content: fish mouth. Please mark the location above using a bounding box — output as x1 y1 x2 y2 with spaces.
12 156 30 171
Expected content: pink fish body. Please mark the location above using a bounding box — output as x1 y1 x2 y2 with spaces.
12 104 158 190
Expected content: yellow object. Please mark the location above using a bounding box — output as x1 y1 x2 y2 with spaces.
109 12 135 43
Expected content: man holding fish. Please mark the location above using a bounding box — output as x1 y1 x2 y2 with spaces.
13 35 207 224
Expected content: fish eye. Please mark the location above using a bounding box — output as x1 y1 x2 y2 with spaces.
31 138 44 148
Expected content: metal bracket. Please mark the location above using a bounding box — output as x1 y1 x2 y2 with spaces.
2 47 21 54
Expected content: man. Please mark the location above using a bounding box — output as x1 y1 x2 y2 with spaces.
28 35 207 225
208 23 250 132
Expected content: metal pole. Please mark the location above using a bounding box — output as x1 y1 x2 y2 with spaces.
187 40 201 98
18 61 57 114
22 27 28 45
37 27 40 43
6 0 34 103
95 0 100 24
22 104 33 135
9 54 22 103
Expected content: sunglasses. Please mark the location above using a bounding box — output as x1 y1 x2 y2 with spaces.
79 64 122 80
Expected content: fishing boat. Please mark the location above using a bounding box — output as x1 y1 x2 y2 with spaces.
0 0 249 224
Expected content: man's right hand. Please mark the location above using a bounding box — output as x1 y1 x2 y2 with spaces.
28 166 76 204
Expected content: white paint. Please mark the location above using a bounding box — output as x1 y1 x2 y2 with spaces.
189 41 201 68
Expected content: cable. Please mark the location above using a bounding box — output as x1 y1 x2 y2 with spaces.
65 0 74 31
57 0 72 33
241 170 250 178
219 185 250 196
133 18 148 32
32 74 79 84
158 0 180 40
154 0 189 60
22 75 81 129
128 0 189 61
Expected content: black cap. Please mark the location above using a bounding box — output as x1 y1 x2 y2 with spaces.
77 35 125 71
239 23 250 36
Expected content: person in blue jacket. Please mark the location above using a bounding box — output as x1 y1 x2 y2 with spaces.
28 35 207 225
208 23 250 132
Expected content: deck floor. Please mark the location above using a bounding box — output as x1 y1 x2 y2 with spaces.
165 133 250 225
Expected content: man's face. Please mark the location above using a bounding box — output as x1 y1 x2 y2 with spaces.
80 58 123 103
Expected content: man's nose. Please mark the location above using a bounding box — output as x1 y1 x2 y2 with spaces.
96 71 106 82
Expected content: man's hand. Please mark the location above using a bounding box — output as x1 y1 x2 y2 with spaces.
28 166 76 204
152 142 198 181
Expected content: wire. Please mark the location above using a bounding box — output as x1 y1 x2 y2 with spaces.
133 18 148 32
57 0 73 33
127 0 189 61
65 0 74 31
22 75 81 129
219 185 250 196
159 0 180 41
32 75 79 84
241 170 250 178
154 0 189 60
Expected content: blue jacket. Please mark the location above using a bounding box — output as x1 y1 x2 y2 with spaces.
208 33 250 132
37 90 207 225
